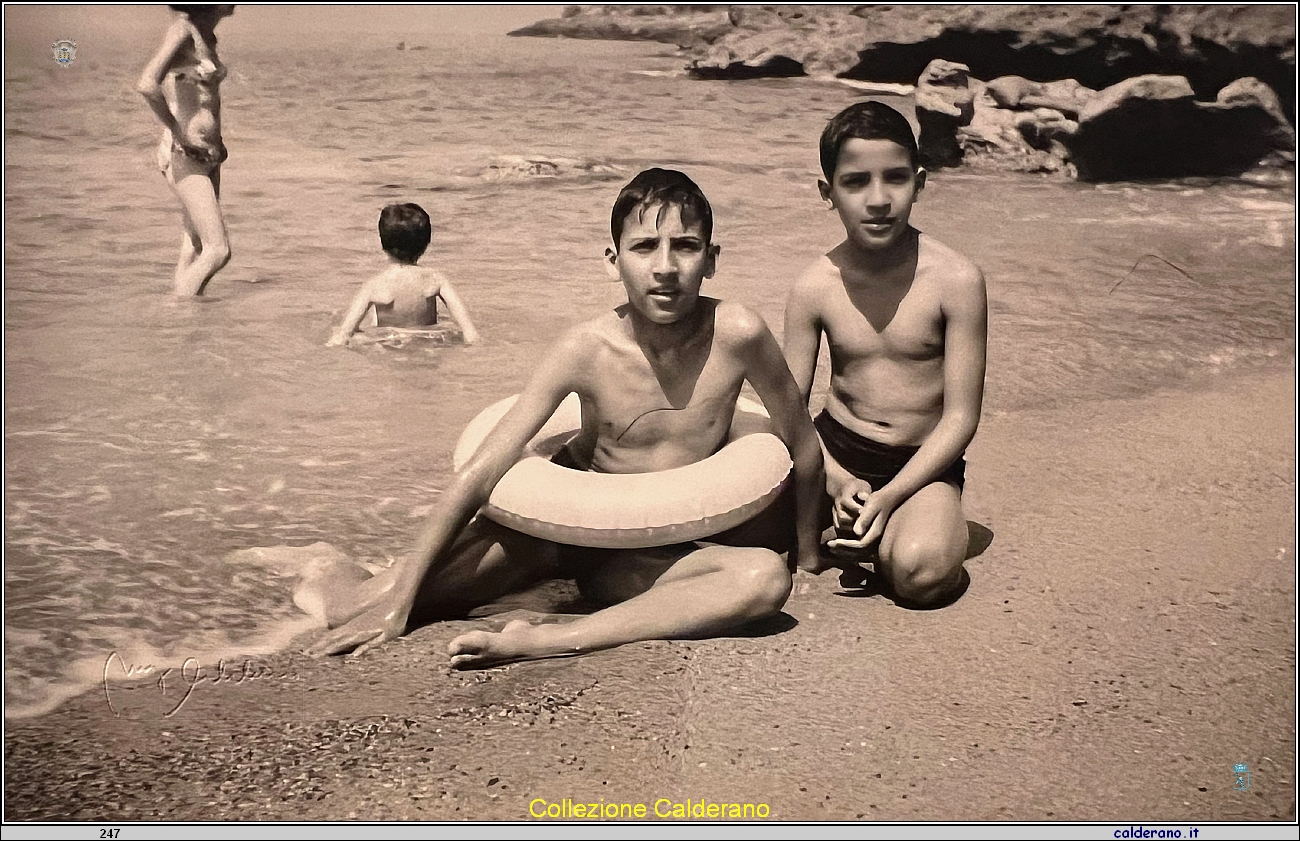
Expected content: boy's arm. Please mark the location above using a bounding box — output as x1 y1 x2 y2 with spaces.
835 265 988 549
781 267 823 405
783 266 866 511
135 21 189 142
738 307 826 572
436 281 480 345
327 284 377 346
308 331 586 656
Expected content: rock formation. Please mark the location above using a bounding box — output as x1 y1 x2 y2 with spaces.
511 5 1296 179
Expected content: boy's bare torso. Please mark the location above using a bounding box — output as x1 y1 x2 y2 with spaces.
563 297 750 475
365 265 442 328
810 233 978 447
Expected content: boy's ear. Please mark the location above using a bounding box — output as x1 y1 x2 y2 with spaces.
603 246 620 280
817 179 833 205
914 167 927 194
704 243 721 278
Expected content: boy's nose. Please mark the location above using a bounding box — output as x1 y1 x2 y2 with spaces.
652 247 675 275
865 182 890 209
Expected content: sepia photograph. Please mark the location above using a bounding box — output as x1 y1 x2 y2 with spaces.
3 3 1296 832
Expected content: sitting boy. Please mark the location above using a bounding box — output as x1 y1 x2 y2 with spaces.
783 101 988 607
328 203 480 346
305 169 823 666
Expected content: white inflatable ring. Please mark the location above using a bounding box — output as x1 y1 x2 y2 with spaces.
452 394 793 549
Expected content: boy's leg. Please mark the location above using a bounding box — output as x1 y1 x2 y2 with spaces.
446 543 792 668
873 480 969 607
294 516 559 628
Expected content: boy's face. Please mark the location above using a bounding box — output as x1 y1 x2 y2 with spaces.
819 138 926 254
605 202 718 325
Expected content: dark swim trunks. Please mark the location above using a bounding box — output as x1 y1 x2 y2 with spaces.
814 409 965 492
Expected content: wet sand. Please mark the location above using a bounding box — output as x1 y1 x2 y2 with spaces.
5 367 1293 822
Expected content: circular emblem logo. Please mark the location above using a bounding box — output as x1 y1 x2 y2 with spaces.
52 38 78 68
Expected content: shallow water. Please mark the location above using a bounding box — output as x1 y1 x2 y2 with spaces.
4 22 1294 717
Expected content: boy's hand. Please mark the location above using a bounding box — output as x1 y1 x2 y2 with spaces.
828 488 899 552
830 478 874 534
307 598 409 657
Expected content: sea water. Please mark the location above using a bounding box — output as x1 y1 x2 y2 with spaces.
4 20 1294 717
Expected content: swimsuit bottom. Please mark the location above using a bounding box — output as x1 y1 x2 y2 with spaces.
814 409 965 492
157 130 227 180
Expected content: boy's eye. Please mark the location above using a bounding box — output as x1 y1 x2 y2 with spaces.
672 239 703 252
628 240 657 252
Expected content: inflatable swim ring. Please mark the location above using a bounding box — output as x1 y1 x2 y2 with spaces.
452 394 793 549
353 325 461 348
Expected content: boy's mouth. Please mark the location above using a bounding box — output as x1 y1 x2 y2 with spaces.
862 218 895 232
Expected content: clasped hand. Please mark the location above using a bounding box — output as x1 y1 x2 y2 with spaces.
827 477 895 553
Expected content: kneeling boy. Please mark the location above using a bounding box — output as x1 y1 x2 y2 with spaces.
783 101 988 607
307 169 823 666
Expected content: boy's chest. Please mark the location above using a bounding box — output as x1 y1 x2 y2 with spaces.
825 276 945 361
586 340 743 444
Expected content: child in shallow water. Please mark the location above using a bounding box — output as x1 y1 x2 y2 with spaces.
328 203 480 347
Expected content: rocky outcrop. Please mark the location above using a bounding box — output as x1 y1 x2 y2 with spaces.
925 72 1294 179
512 6 1295 180
1062 75 1295 181
513 5 1295 119
508 5 731 49
915 60 975 168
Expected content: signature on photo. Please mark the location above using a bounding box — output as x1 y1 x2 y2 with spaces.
102 651 275 718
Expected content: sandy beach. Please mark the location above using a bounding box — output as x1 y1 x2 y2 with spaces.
6 367 1293 822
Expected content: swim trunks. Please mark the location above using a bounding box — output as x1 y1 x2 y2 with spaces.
814 409 965 491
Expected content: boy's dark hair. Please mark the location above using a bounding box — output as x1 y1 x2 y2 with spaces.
819 101 920 181
170 5 225 19
378 203 431 264
610 168 713 250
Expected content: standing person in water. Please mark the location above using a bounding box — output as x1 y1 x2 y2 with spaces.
783 101 988 607
304 168 824 667
136 5 235 296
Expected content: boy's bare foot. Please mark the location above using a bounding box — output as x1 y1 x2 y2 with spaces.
447 619 557 670
293 559 375 628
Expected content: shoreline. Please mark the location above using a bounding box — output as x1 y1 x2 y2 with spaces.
6 366 1294 822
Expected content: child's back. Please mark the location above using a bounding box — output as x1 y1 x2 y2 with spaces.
362 264 443 329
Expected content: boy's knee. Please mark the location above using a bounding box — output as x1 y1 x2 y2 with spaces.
735 550 792 617
884 540 964 607
210 241 232 269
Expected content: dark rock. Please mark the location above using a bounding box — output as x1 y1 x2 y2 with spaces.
1216 76 1296 153
916 60 975 168
1065 74 1290 181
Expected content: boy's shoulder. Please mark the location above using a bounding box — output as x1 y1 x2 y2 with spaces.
917 233 982 286
712 298 771 346
367 263 446 292
790 251 847 301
